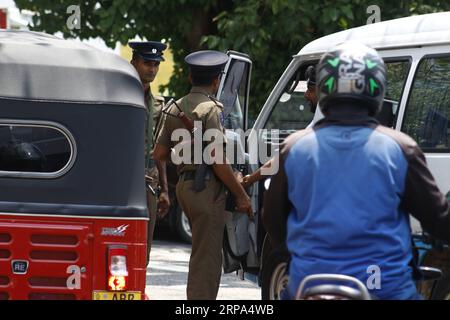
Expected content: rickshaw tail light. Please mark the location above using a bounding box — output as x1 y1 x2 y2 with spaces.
108 275 127 291
108 246 128 291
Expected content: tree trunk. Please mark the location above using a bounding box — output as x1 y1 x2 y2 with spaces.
186 7 212 53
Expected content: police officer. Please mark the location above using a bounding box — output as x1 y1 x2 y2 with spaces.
263 42 450 300
153 50 253 300
129 41 170 264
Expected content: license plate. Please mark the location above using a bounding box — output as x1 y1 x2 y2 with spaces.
92 291 141 300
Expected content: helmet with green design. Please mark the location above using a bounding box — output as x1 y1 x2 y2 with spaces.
316 41 386 116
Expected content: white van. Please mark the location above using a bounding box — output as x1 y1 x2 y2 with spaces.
218 12 450 299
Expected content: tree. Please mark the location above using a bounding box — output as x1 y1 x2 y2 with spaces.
202 0 450 119
15 0 450 120
15 0 230 98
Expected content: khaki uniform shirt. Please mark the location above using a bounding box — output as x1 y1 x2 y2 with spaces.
152 95 166 145
145 90 165 169
153 95 165 126
156 86 227 174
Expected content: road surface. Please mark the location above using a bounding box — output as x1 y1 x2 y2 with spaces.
145 239 261 300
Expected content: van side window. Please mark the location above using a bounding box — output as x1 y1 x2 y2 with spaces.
0 123 73 176
376 60 410 128
402 56 450 151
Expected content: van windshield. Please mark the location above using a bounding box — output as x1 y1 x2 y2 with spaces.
265 80 314 133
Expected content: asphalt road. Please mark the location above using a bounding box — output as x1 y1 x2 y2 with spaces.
145 237 261 300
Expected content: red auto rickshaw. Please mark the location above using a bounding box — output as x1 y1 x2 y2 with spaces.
0 30 148 300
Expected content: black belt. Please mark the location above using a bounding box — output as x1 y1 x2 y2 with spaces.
180 171 196 181
180 170 212 181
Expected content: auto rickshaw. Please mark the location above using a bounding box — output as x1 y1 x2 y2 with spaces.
0 30 148 300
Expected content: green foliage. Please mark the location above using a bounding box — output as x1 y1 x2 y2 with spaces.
15 0 450 121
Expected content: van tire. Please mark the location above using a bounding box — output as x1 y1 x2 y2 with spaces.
261 247 290 300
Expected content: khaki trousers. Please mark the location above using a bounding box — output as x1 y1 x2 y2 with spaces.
176 174 226 300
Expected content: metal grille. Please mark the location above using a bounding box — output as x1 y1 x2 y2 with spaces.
0 220 92 300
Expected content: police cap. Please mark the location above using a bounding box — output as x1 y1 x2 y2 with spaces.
185 50 229 78
129 41 167 62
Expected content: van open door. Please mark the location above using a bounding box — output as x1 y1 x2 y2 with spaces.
217 51 251 132
216 51 259 276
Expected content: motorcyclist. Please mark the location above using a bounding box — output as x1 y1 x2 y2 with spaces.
262 41 450 300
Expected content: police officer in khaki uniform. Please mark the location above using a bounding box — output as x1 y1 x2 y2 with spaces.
129 41 170 264
154 50 253 300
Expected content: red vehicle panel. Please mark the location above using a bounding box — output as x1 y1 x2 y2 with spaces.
0 9 6 29
0 214 147 300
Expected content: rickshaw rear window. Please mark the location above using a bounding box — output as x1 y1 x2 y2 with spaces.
0 123 73 177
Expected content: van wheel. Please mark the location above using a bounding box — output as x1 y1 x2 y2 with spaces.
175 206 192 244
261 248 290 300
432 275 450 300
